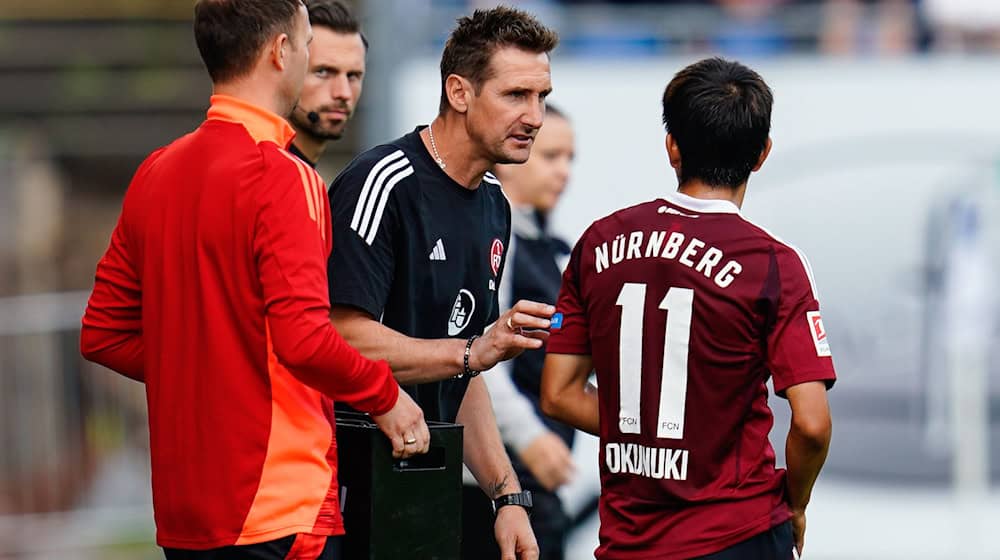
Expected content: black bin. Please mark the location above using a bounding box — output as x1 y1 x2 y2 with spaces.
336 412 464 560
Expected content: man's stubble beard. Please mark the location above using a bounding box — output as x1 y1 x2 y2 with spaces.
492 145 530 166
289 111 346 141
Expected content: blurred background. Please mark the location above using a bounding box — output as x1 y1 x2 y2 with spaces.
1 0 999 558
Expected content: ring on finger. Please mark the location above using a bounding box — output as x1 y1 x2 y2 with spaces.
404 437 417 445
506 316 515 331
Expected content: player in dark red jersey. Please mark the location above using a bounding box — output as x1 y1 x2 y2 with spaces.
540 58 835 560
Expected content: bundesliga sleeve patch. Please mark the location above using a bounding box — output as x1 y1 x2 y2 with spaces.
550 312 564 330
806 311 831 357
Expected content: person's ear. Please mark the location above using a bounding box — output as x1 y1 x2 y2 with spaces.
665 133 682 171
752 137 773 172
444 75 472 114
269 33 290 71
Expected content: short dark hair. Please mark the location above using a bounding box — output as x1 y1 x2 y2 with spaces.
439 6 559 112
194 0 303 84
306 0 368 49
661 57 773 188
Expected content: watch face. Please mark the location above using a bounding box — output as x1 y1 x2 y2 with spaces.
494 491 533 513
517 491 533 508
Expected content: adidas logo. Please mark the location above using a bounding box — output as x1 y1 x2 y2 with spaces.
429 238 447 261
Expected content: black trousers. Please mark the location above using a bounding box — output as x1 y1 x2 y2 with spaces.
460 485 569 560
693 522 794 560
164 534 342 560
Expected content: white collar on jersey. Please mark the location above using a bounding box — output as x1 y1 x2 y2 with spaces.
663 190 741 215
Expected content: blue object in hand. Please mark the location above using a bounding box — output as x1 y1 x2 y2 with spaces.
550 312 563 330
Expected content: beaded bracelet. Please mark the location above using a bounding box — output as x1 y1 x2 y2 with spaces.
460 335 481 378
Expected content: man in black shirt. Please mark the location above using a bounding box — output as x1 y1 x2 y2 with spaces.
288 0 366 168
327 6 558 560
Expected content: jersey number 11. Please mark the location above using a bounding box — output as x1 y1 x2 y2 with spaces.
616 284 694 440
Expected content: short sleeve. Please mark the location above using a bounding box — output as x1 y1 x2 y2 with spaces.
327 148 412 319
766 248 837 396
546 237 591 355
487 192 512 327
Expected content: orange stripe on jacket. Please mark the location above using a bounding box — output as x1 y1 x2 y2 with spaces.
279 149 318 222
236 322 340 544
304 163 325 240
314 171 327 240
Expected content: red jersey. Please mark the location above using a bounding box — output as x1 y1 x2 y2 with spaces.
547 192 836 559
80 95 399 549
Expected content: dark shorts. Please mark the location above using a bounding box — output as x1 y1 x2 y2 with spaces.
163 534 341 560
693 522 794 560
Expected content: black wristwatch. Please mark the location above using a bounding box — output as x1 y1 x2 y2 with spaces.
493 490 533 515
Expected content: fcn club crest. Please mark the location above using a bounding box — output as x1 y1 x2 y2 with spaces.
490 239 504 276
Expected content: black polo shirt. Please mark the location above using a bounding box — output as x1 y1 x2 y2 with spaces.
327 126 511 422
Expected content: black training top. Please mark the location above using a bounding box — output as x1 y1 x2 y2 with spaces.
327 126 511 422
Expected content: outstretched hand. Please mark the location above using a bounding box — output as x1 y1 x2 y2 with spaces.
471 300 554 371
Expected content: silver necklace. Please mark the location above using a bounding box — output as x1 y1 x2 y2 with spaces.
427 122 446 170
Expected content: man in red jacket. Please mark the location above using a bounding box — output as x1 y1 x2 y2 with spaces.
80 1 426 558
